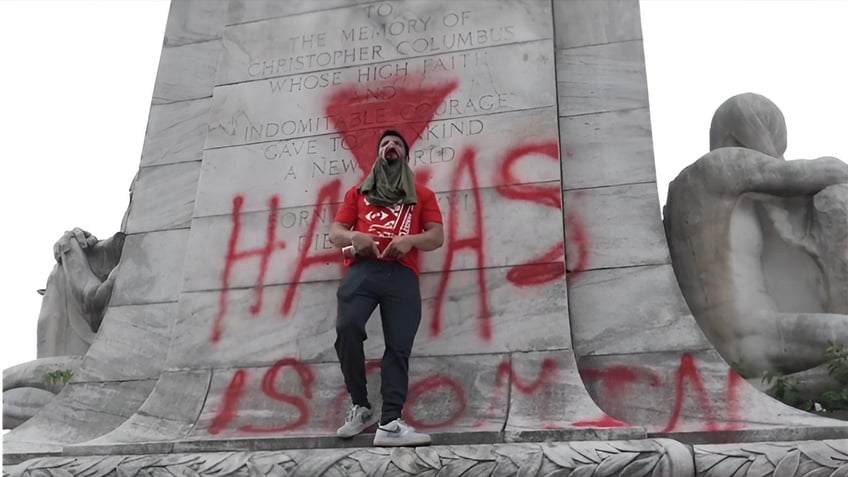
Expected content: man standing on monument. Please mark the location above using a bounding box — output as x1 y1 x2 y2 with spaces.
329 130 444 447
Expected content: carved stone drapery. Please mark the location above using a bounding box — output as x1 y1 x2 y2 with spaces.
3 440 693 477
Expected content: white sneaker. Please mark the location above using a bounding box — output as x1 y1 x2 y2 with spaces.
373 418 431 447
337 405 379 438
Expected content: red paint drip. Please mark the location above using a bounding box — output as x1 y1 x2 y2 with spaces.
212 195 288 342
565 212 590 283
281 180 343 316
496 141 566 287
432 147 491 341
498 358 559 394
506 244 566 287
404 375 467 430
662 354 722 433
240 358 315 433
496 141 562 209
250 195 286 316
212 196 245 343
208 369 247 435
572 415 630 428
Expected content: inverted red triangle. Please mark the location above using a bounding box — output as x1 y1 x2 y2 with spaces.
325 76 459 176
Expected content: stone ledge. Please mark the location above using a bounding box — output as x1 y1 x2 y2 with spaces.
57 426 645 458
5 438 692 476
6 438 847 475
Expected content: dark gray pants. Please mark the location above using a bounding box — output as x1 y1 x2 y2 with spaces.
335 260 422 424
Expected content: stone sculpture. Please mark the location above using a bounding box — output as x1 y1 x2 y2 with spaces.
2 228 124 429
664 93 848 388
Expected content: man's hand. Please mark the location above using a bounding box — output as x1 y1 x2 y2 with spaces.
381 236 415 259
351 232 380 257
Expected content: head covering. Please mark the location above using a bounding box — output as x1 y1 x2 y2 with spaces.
359 130 418 207
709 93 787 159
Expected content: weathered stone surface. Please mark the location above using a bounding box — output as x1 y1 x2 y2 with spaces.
169 266 567 369
557 40 649 117
74 303 177 382
164 0 228 46
228 0 376 25
67 370 211 448
560 107 655 190
110 229 189 306
207 41 555 149
152 40 221 104
564 182 669 271
141 98 211 167
124 162 200 234
217 1 551 85
569 265 709 357
504 351 636 435
195 106 560 217
578 350 848 440
3 387 56 430
2 380 156 456
4 440 698 476
554 0 643 49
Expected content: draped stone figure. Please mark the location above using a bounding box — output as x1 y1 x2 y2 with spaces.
3 229 125 429
664 93 848 392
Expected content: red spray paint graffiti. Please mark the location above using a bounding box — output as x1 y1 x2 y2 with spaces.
208 357 565 435
404 375 468 429
493 141 567 287
281 180 344 316
432 147 491 340
211 195 287 343
582 353 744 433
208 358 314 435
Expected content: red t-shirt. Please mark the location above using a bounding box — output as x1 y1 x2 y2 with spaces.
334 184 443 274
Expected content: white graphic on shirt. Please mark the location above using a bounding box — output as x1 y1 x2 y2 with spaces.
363 199 414 237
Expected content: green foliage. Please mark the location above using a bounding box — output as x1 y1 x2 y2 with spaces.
763 342 848 414
821 343 848 411
43 369 74 386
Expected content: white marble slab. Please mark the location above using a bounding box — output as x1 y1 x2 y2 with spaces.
563 182 669 271
553 0 642 50
505 351 628 431
168 266 568 369
124 162 201 234
164 0 228 47
218 0 551 84
152 40 221 105
228 0 376 26
557 40 649 117
141 98 211 167
111 229 190 306
560 108 656 190
182 185 564 291
78 370 211 445
3 380 156 451
196 107 559 217
207 40 555 149
75 303 178 382
568 264 710 358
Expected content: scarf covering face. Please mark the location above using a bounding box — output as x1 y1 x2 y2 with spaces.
359 156 418 207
